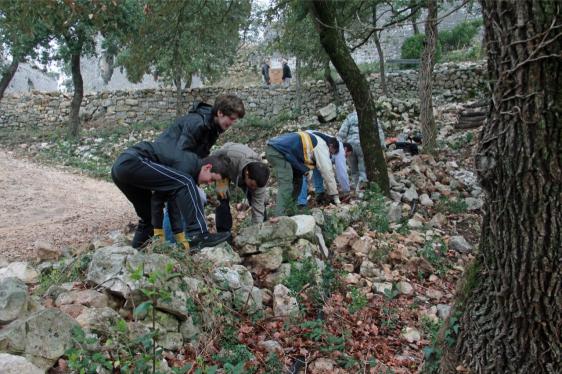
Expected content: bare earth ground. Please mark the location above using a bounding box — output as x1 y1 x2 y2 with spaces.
0 150 136 262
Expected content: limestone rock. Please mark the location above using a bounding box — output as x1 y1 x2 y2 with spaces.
317 103 337 123
0 262 39 284
419 194 434 207
286 239 316 261
192 242 241 267
290 215 317 242
310 357 336 372
233 286 263 314
273 285 299 317
373 282 393 295
352 236 374 257
0 353 43 374
0 277 29 325
397 281 414 295
76 307 121 333
258 340 283 354
85 245 137 298
402 327 421 343
157 332 183 351
0 308 78 371
403 185 419 203
55 289 108 308
234 217 297 247
448 236 472 253
436 304 451 319
464 197 483 211
245 247 283 272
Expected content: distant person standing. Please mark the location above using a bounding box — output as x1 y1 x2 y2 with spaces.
282 59 292 87
261 58 271 87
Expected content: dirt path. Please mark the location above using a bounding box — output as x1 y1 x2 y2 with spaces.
0 150 136 262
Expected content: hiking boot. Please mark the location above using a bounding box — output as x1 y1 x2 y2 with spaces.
132 223 154 249
189 231 232 249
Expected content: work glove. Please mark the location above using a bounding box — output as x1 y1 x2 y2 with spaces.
331 195 341 205
174 232 190 251
153 228 165 243
215 178 230 200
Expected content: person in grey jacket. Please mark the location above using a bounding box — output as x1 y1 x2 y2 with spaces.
211 143 270 232
337 111 386 191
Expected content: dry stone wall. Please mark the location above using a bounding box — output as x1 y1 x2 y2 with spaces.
0 62 485 128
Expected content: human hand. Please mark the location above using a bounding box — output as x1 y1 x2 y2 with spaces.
215 178 229 200
331 195 341 205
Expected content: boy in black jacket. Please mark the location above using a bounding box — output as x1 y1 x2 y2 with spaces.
112 95 245 249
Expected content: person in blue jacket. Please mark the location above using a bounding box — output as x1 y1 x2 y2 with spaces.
265 131 340 216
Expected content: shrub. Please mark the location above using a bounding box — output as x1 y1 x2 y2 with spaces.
439 19 483 52
400 34 443 63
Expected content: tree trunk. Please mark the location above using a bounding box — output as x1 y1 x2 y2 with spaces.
309 0 389 195
410 0 419 35
0 59 19 101
440 1 561 373
372 4 387 96
418 0 437 155
174 73 182 117
323 60 339 106
295 57 302 113
69 53 83 138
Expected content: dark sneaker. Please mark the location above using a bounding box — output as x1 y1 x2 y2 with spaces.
132 223 154 249
189 232 232 248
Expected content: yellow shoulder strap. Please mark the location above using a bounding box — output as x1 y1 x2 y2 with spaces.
298 131 315 169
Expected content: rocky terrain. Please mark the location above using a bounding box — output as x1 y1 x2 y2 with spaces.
0 93 484 373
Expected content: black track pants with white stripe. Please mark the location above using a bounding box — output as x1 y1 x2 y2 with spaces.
111 152 208 236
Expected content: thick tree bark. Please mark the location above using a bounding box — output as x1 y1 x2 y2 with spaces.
69 53 83 138
309 0 390 195
0 59 20 101
295 57 302 113
441 1 562 373
372 5 387 96
323 60 339 106
419 0 438 155
174 73 182 117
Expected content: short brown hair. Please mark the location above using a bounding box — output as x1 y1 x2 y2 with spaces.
201 155 231 178
213 95 245 119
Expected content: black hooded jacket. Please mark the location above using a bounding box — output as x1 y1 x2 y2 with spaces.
130 102 220 173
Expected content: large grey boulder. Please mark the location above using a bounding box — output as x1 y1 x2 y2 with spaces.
85 245 137 298
0 353 43 374
192 242 241 267
290 215 317 242
0 262 39 284
317 103 337 123
234 217 297 248
0 308 79 371
87 246 190 319
0 277 29 325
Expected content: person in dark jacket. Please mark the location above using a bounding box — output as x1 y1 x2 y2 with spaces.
113 95 245 249
261 59 271 86
154 95 245 240
282 59 292 87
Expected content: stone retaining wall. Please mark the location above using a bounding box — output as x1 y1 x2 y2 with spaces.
0 62 485 128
